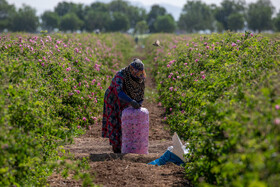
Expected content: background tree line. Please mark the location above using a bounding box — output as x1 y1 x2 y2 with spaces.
0 0 280 33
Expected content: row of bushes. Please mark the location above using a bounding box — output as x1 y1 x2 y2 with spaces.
146 32 280 186
0 32 134 186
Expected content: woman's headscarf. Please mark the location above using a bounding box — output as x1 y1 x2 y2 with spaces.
129 58 146 81
122 58 146 102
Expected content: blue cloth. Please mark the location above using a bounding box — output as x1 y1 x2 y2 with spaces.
148 150 185 166
138 99 143 106
118 91 144 105
118 91 132 103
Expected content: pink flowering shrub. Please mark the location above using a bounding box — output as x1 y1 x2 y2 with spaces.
0 32 134 185
146 32 280 186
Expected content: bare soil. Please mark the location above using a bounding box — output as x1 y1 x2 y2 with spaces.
48 45 190 187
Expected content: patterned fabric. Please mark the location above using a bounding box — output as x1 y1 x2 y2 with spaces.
129 58 146 80
102 70 128 150
121 107 149 154
131 58 144 70
102 60 146 150
123 66 145 102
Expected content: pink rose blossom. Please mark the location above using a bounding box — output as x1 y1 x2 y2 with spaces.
47 36 52 41
195 59 199 62
275 105 279 110
274 118 280 125
170 108 172 111
83 117 86 121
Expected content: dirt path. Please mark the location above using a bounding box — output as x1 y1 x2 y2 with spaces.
48 43 190 187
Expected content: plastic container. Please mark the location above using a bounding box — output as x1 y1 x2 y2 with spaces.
121 107 149 154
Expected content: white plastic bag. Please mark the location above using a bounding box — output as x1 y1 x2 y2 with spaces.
167 132 189 162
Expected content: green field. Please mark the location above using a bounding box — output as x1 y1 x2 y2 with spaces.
0 32 279 186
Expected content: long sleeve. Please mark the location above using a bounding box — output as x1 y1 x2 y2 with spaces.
138 99 144 105
118 91 132 103
113 71 133 104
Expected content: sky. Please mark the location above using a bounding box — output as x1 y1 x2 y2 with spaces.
7 0 280 21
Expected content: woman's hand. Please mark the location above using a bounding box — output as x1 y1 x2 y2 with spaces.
130 100 141 109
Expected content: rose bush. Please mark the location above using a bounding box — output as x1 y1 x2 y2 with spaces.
0 32 134 186
146 32 280 186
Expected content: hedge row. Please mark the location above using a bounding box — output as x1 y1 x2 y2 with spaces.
146 32 280 186
0 32 134 186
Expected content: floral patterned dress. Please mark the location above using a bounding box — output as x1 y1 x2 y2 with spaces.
102 70 129 150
